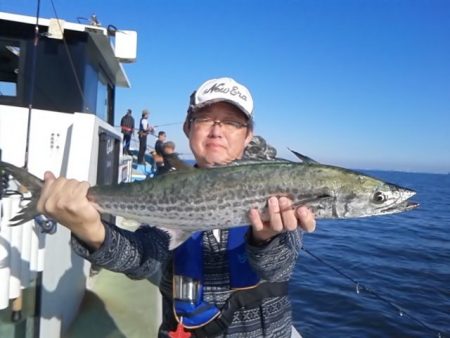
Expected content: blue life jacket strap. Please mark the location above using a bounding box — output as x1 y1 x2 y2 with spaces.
174 231 203 281
227 226 260 288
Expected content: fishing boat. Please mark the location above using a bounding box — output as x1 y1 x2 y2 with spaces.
0 11 160 338
0 10 308 338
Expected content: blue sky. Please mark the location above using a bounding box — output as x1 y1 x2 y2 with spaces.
2 0 450 173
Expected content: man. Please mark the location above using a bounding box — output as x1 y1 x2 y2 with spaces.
120 109 135 155
154 131 167 172
37 77 316 337
154 131 167 156
155 141 185 175
138 109 153 164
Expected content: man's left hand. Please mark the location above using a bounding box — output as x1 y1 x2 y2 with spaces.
248 196 316 244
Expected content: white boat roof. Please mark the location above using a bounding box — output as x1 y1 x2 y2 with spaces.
0 11 107 33
0 11 131 88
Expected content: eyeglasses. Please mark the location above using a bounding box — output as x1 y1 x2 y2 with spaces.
190 117 248 131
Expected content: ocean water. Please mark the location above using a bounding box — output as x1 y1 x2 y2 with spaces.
291 170 450 337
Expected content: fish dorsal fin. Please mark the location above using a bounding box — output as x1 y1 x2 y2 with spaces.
287 148 319 164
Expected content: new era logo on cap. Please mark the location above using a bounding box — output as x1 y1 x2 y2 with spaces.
191 77 254 118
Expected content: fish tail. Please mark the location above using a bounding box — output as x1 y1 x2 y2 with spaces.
0 161 43 226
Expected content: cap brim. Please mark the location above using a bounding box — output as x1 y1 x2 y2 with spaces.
190 98 252 119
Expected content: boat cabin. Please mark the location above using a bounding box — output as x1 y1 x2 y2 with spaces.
0 11 137 338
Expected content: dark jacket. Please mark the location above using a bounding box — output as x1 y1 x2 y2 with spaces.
156 153 180 175
154 140 164 156
120 114 134 134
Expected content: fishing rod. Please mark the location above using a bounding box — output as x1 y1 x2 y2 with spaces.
114 122 184 129
23 0 41 169
153 122 183 128
114 121 183 131
11 0 42 326
115 122 184 142
301 246 447 337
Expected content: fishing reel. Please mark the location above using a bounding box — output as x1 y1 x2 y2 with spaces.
0 171 8 200
34 215 57 235
0 171 57 234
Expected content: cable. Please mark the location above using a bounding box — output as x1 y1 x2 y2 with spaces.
301 246 447 337
49 0 88 109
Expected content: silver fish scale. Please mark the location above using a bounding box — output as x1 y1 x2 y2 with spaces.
88 162 415 230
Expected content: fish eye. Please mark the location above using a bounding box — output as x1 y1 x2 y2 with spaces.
373 191 387 204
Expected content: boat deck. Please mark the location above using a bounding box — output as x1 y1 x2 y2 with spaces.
66 268 161 338
66 214 161 338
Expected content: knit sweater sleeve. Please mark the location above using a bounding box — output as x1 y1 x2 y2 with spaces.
246 229 303 282
70 222 172 286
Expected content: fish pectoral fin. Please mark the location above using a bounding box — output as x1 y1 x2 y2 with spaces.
259 194 333 221
160 227 194 250
290 194 333 209
271 194 334 215
268 193 332 212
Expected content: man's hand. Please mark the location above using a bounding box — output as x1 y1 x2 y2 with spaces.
37 172 105 249
248 196 316 244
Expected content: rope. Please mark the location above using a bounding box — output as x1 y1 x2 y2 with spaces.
301 246 446 337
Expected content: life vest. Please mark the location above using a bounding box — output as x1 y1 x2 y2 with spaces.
173 226 260 329
139 118 150 137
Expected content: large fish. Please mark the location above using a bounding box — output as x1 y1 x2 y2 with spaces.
0 160 418 248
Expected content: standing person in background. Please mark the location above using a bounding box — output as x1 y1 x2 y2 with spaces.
120 109 135 155
154 131 167 172
137 109 153 164
36 77 316 337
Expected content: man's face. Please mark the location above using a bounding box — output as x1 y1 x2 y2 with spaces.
187 102 253 168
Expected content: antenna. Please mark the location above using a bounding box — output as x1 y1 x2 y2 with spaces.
90 14 101 26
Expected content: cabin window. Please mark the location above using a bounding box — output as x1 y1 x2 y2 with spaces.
0 39 20 97
96 70 108 121
84 63 109 120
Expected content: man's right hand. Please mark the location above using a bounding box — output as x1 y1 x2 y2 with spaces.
37 172 105 250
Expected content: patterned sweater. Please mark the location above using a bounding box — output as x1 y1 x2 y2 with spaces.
71 224 303 337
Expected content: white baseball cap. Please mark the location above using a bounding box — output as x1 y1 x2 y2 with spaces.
189 77 254 119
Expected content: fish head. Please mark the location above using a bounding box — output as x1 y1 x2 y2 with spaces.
332 174 419 218
368 182 418 216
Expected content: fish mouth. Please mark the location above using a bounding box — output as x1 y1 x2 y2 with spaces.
382 200 419 214
383 187 418 213
401 200 419 211
399 189 419 211
406 201 420 210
